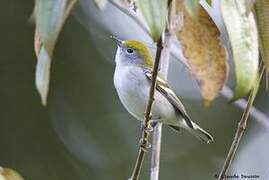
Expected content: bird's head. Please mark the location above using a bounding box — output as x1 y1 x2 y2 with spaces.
110 36 153 68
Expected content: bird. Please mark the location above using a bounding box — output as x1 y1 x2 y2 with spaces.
111 36 214 144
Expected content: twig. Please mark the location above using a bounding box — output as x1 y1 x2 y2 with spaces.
129 38 163 180
221 86 269 130
150 123 162 180
150 1 175 179
217 65 266 180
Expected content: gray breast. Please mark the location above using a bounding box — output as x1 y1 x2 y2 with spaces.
114 66 149 121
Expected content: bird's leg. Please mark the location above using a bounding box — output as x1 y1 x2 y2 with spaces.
150 121 158 129
139 119 159 151
139 138 151 152
140 120 158 132
139 124 151 151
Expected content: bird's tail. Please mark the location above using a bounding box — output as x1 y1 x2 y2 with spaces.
181 121 214 144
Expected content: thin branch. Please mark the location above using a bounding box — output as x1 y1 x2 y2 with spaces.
150 123 162 180
129 38 163 180
217 65 266 180
150 1 175 179
221 86 269 130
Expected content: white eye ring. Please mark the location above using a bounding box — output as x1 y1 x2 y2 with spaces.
126 48 134 54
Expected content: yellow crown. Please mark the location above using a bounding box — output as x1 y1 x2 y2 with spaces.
123 40 153 68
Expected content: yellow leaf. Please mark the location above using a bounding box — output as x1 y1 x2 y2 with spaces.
176 6 227 105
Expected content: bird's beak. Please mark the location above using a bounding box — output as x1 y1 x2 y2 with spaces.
110 35 123 47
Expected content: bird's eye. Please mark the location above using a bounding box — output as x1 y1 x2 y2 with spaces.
126 48 134 54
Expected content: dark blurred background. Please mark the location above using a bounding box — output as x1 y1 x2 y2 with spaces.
0 1 268 180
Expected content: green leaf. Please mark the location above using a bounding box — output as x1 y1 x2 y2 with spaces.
185 0 199 17
220 0 259 100
255 0 269 73
34 0 77 105
135 0 167 41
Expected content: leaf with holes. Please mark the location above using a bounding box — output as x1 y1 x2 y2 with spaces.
35 0 77 105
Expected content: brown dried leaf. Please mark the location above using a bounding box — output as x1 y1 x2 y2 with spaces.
176 6 227 105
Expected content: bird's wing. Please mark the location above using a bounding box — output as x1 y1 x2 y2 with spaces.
144 69 194 129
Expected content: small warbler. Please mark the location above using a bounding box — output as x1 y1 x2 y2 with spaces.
111 36 213 144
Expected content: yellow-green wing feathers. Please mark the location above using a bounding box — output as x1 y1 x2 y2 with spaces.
144 70 194 129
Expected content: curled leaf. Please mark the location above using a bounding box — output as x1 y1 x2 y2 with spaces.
176 6 227 105
221 0 259 100
34 0 77 105
135 0 167 41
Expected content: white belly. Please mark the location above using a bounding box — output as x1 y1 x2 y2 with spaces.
114 65 176 123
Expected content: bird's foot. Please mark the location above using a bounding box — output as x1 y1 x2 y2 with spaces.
139 138 151 152
140 121 157 132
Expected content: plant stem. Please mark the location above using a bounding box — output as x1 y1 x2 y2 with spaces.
150 123 162 180
130 38 163 180
221 86 269 130
217 65 265 180
150 1 176 179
